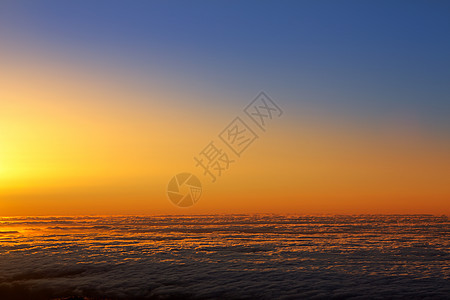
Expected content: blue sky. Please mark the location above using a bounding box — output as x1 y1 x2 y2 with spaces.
1 1 450 215
1 1 450 130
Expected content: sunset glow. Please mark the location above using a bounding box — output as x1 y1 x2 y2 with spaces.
1 2 449 299
1 44 449 215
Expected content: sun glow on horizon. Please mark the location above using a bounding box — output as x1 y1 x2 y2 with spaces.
1 32 450 216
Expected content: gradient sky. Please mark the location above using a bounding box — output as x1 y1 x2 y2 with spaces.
1 1 449 215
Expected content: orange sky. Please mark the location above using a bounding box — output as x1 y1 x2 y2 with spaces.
1 43 449 216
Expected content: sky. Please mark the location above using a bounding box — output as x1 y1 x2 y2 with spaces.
0 1 449 215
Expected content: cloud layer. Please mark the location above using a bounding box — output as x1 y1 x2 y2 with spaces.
0 215 448 299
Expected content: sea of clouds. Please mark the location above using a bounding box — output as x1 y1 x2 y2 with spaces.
0 215 448 299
